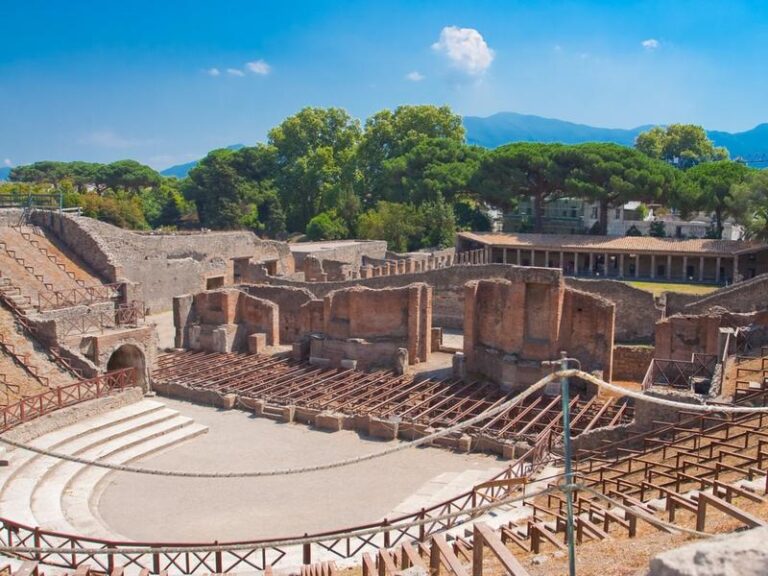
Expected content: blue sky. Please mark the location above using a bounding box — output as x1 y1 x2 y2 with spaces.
2 1 767 169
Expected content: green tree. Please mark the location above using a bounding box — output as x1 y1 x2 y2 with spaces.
471 143 566 233
684 160 751 238
561 143 679 235
183 148 248 229
358 105 465 204
635 124 728 169
727 170 768 241
648 220 667 238
96 160 161 194
269 107 361 232
305 211 348 240
379 138 485 205
419 197 456 248
357 202 423 252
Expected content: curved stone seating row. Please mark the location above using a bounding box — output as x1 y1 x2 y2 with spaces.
0 399 208 539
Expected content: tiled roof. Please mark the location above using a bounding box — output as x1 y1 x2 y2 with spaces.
458 232 767 256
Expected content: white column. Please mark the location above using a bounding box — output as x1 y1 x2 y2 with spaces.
699 256 705 282
667 255 672 280
619 254 624 278
634 255 640 278
683 256 688 280
716 257 721 283
650 255 656 279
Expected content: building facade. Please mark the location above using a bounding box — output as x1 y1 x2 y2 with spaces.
457 232 768 285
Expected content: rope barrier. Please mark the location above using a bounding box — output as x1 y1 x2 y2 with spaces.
0 478 566 555
0 372 558 478
2 369 768 478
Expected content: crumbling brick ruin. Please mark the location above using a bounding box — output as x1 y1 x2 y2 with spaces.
174 289 279 354
306 283 432 371
460 268 615 390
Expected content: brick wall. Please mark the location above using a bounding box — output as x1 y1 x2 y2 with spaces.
612 345 654 382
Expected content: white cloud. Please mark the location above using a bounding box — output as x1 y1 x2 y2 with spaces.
432 26 495 75
205 67 221 77
246 59 271 75
80 130 153 149
2 158 11 167
406 71 424 82
227 68 245 77
642 38 660 50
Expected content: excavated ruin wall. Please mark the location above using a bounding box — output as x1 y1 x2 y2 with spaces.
669 273 768 316
33 212 293 313
565 278 661 344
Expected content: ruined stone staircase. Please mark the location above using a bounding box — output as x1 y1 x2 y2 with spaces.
0 399 208 539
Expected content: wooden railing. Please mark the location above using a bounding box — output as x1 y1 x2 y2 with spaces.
0 368 135 433
0 416 551 574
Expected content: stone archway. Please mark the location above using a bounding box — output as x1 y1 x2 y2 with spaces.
107 344 148 391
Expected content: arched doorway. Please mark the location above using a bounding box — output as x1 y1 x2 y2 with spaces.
107 344 148 390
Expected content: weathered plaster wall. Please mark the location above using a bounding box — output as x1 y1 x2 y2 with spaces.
612 345 655 382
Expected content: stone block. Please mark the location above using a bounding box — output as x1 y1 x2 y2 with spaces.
368 416 399 440
340 358 358 370
280 405 295 423
309 356 331 367
316 412 344 432
212 327 229 353
247 332 267 355
456 434 472 452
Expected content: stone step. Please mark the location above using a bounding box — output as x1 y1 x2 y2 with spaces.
62 423 209 538
1 412 197 528
0 400 166 483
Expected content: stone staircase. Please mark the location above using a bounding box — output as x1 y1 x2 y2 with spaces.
0 399 208 539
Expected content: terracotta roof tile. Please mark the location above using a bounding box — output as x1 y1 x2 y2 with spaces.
458 232 767 256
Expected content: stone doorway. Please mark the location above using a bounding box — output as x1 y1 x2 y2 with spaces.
107 344 148 390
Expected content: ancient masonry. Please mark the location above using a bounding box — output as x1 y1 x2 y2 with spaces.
1 207 768 576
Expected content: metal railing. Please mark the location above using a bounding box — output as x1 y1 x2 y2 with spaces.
0 368 135 433
37 284 122 311
0 405 552 574
641 353 718 391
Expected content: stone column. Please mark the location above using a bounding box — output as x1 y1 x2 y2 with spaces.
619 254 624 278
544 250 550 267
699 256 705 282
530 249 535 266
634 255 640 278
650 254 656 279
503 248 508 264
667 255 672 280
716 256 721 283
733 255 739 283
683 256 688 281
559 251 564 270
589 252 595 276
516 249 522 265
604 252 609 277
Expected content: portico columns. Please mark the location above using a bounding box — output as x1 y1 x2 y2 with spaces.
733 255 739 282
667 255 672 280
516 249 521 265
619 254 624 278
699 256 705 282
634 255 640 278
650 255 656 279
589 252 595 276
559 251 564 270
716 257 721 283
683 256 688 280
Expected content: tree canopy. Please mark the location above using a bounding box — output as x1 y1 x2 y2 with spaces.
635 124 728 169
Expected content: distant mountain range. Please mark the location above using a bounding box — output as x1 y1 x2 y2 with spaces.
464 112 768 165
160 144 244 178
2 114 766 182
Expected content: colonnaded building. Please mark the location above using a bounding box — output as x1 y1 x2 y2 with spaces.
1 204 768 576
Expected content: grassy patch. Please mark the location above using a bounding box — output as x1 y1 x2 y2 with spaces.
624 280 719 297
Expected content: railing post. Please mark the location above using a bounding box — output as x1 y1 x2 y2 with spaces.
303 533 311 565
215 540 222 574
